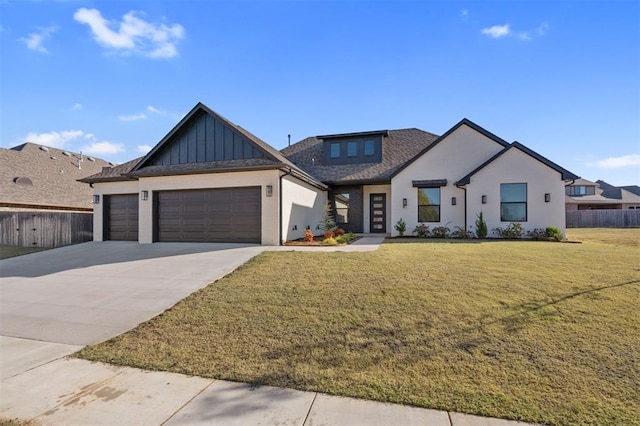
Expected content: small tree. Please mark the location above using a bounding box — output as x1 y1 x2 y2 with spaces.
319 200 337 233
395 218 407 236
475 211 488 238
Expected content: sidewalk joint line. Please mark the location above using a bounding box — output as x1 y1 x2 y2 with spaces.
302 392 318 425
447 411 453 426
160 379 217 425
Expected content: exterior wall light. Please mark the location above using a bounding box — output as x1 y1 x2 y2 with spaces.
482 195 487 204
92 195 100 204
545 193 551 202
141 190 149 201
402 198 407 208
452 197 457 206
266 185 273 197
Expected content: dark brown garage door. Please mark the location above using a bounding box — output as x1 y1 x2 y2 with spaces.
155 187 261 243
105 194 139 241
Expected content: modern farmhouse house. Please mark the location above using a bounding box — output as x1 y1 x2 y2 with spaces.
81 102 578 244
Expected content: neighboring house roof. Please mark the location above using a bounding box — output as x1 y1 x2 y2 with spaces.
77 157 143 183
390 118 510 179
621 185 640 197
281 128 439 185
595 180 622 199
0 143 112 210
82 103 326 189
456 141 580 185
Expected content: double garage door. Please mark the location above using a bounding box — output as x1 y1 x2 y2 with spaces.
155 187 261 243
105 187 261 243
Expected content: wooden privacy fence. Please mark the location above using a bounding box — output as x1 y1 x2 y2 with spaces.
566 209 640 228
0 211 93 248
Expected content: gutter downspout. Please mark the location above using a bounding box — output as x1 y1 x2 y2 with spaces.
455 183 468 233
279 167 292 246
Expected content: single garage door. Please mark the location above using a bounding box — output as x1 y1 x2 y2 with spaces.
105 194 139 241
156 187 261 243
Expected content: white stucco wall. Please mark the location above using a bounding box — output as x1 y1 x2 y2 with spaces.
465 148 567 236
281 175 327 243
391 124 505 236
91 181 140 241
363 184 391 233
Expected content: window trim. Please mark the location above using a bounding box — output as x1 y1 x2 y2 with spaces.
417 187 441 223
500 183 527 222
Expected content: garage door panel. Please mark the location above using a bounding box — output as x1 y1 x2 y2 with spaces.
107 194 139 241
156 187 261 243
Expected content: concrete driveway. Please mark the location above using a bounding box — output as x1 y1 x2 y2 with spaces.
0 241 266 378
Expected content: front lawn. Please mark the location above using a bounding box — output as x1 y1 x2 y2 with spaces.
75 229 640 426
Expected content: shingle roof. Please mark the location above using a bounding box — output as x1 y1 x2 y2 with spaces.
595 180 622 199
621 185 640 197
127 158 284 177
0 143 112 210
280 128 439 184
78 157 143 183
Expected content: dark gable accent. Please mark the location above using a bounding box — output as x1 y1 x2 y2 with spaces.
412 179 447 188
148 110 265 166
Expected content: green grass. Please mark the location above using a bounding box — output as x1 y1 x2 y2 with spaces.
75 229 640 426
0 245 47 260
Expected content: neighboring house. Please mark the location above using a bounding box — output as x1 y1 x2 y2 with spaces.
81 102 578 245
1 143 113 211
565 178 640 211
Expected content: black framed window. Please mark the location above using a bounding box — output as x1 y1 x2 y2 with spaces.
501 183 527 221
364 140 375 156
347 141 358 157
330 143 340 158
418 188 440 222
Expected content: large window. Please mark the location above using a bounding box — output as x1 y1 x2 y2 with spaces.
418 188 440 222
335 193 350 223
501 183 527 221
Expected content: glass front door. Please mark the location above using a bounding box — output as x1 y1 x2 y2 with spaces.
370 194 386 233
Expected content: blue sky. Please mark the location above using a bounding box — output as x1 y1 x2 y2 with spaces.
1 0 638 185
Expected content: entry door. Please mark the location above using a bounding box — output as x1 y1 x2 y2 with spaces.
370 194 386 233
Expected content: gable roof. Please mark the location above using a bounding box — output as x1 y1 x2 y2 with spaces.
0 143 112 210
281 128 439 185
77 157 143 183
595 179 623 199
621 185 640 197
456 141 579 185
82 103 325 189
390 118 510 179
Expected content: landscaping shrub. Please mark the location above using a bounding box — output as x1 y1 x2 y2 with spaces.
394 218 407 236
431 226 450 239
303 229 314 242
493 223 524 239
526 228 548 240
413 224 431 238
451 226 474 239
546 226 563 241
324 230 335 239
318 201 337 234
334 227 345 236
322 237 337 246
475 211 488 238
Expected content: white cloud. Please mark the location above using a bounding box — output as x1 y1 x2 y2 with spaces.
25 130 84 148
72 103 83 110
137 144 152 154
536 22 549 36
518 32 532 41
20 25 57 53
481 24 510 39
118 112 147 121
82 141 125 155
587 154 640 169
146 105 163 114
73 8 184 58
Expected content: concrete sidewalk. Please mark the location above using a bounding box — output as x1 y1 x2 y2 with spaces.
0 337 535 425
